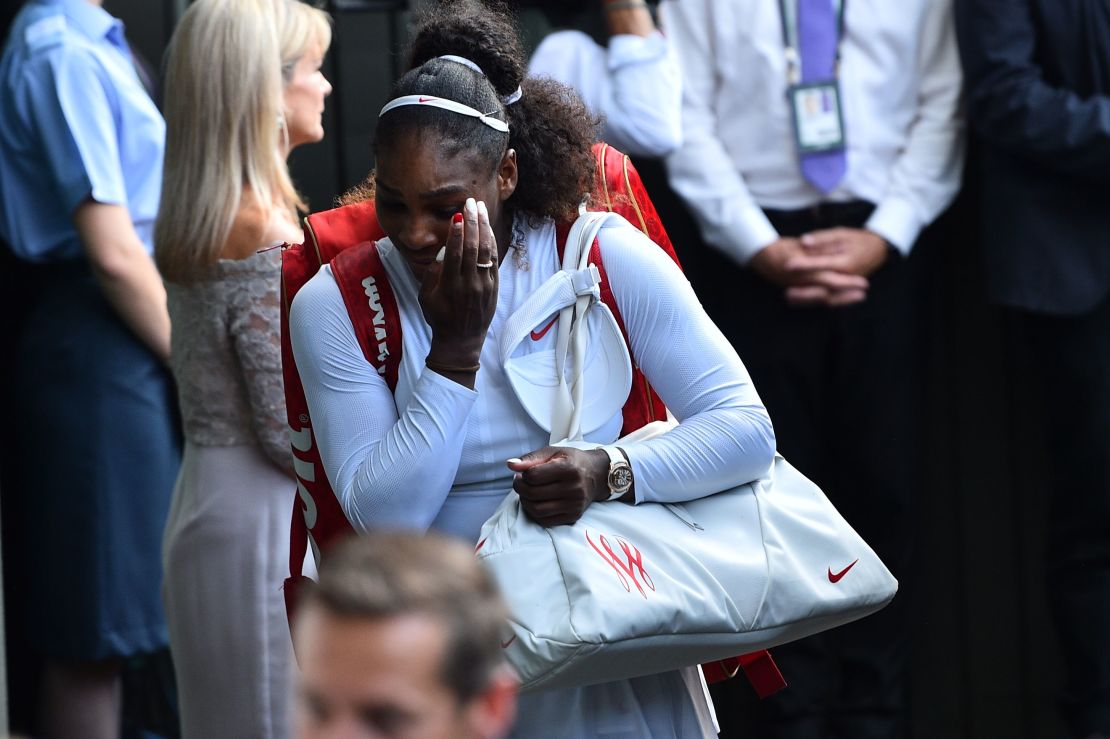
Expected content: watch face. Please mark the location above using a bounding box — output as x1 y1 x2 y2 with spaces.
610 465 633 493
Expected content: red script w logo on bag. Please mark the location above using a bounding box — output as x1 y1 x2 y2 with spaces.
586 530 655 598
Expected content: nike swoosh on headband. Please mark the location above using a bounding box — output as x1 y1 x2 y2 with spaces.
378 94 510 132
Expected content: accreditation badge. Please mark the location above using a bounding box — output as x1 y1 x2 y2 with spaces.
788 80 846 153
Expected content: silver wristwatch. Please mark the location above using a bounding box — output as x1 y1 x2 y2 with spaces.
601 446 633 501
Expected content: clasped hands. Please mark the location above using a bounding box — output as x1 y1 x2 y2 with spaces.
749 228 890 307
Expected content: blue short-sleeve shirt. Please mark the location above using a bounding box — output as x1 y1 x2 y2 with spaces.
0 0 165 262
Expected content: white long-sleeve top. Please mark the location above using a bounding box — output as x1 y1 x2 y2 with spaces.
289 215 774 738
661 0 965 260
290 215 774 539
529 30 683 158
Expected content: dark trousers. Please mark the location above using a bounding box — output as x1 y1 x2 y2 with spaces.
1019 298 1110 738
689 202 920 739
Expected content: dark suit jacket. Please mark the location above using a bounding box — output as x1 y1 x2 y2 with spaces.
957 0 1110 315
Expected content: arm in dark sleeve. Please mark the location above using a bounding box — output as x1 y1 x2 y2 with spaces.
956 0 1110 180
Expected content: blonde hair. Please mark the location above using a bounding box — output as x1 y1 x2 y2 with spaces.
279 0 332 83
156 0 302 283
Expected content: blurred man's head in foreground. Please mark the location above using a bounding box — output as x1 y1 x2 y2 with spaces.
294 532 518 739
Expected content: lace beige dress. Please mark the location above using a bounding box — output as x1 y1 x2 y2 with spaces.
162 247 298 739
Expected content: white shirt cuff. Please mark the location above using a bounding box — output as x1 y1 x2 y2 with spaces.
608 31 668 70
701 202 779 265
866 196 924 256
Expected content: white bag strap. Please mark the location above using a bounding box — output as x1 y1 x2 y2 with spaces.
550 211 614 443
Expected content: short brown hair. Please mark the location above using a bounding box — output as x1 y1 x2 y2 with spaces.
301 532 510 703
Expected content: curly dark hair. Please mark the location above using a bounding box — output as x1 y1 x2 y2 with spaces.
370 0 598 223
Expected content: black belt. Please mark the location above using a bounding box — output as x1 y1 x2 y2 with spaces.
762 199 875 231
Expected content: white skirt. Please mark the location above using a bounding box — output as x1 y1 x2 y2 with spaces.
162 442 300 739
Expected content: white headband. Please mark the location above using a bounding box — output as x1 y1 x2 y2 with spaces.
378 94 510 132
435 54 523 106
437 54 482 74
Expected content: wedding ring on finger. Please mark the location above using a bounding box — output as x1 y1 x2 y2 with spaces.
476 260 495 269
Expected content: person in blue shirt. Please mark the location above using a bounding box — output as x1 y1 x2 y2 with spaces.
0 1 179 736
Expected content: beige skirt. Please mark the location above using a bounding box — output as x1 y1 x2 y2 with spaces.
162 441 304 739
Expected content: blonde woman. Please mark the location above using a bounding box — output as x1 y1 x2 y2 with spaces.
155 0 331 736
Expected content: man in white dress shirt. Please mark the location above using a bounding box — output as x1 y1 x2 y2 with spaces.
662 0 964 736
525 0 682 157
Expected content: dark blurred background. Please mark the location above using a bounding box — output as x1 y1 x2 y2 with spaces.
0 1 1065 736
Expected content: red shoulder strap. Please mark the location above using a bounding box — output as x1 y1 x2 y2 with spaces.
282 200 390 639
331 241 404 390
593 143 680 268
303 199 382 262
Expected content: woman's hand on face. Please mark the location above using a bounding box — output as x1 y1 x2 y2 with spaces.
420 197 499 366
507 447 612 527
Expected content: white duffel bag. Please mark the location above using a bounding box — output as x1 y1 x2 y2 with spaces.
477 211 898 693
478 422 897 692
